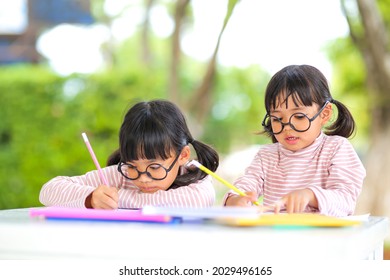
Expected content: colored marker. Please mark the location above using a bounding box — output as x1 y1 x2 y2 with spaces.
82 132 109 186
188 160 261 206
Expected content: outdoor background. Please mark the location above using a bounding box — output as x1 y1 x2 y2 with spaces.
1 0 389 254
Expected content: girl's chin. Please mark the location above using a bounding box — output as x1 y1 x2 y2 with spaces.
138 187 160 193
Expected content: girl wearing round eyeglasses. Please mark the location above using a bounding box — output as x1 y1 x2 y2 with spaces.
40 100 219 209
224 65 366 217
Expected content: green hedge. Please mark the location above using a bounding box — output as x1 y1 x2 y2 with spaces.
0 65 165 209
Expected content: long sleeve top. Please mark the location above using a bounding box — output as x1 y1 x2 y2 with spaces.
223 133 366 217
40 166 215 208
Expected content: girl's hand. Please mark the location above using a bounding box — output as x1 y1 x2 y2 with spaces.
274 188 318 214
85 185 119 209
225 191 258 207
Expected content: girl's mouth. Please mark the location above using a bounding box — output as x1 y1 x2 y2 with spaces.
285 136 299 144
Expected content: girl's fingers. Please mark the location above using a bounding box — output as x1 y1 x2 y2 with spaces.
256 204 274 213
273 199 285 214
92 186 119 209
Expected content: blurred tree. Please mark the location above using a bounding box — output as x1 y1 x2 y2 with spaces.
169 0 190 103
187 0 239 125
341 0 390 216
95 0 244 136
160 0 241 128
92 0 240 126
141 0 156 66
0 0 269 209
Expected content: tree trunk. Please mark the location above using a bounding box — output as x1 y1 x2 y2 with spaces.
141 0 155 66
169 0 190 104
356 125 390 215
342 0 390 216
188 0 239 124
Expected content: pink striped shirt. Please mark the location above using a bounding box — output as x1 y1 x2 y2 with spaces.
223 133 366 216
40 166 215 208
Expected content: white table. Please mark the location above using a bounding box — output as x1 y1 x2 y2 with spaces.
0 208 388 260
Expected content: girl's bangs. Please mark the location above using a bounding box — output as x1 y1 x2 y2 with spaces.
270 81 316 111
121 115 174 161
121 125 174 162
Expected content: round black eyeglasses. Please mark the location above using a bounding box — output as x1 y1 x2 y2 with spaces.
262 101 330 135
117 152 181 181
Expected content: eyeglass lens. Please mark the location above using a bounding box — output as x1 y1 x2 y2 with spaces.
128 164 167 180
263 100 330 135
265 113 311 134
118 163 168 180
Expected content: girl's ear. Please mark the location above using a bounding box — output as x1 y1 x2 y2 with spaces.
178 145 191 165
320 103 332 125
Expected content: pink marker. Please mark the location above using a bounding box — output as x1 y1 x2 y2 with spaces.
82 132 109 186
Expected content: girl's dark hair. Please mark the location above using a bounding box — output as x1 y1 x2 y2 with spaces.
263 64 356 142
107 99 219 188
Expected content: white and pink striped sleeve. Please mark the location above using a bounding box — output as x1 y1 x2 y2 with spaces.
39 166 121 208
309 138 366 216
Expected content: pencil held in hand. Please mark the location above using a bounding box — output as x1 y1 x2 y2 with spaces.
82 132 109 186
188 160 260 206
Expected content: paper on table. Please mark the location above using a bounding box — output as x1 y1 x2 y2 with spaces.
142 206 261 221
341 213 370 221
219 213 362 227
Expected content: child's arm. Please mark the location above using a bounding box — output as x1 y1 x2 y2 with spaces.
225 192 258 206
222 151 264 207
39 166 120 208
304 138 365 216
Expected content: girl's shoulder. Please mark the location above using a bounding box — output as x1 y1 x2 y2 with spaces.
256 143 279 158
322 134 353 148
259 142 279 152
321 134 359 158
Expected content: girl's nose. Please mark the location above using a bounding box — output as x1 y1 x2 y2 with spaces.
283 122 293 131
137 172 153 183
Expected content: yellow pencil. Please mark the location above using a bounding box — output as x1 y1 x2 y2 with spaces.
189 160 260 206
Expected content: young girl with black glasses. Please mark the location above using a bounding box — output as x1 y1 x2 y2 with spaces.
40 100 219 209
224 65 365 217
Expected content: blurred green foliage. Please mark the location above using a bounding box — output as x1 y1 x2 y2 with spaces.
326 37 369 152
0 62 269 209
